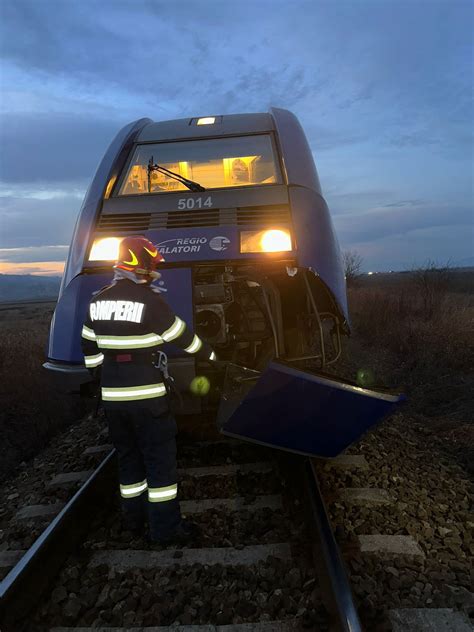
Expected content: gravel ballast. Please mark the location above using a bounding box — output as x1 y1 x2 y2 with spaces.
31 557 326 630
316 413 473 630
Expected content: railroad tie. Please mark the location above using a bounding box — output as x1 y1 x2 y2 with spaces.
182 439 243 449
0 550 26 569
15 502 65 522
47 471 93 488
357 534 425 558
178 461 273 477
389 608 473 631
82 444 113 456
317 455 369 470
338 487 392 506
181 494 282 514
88 543 292 570
50 620 303 632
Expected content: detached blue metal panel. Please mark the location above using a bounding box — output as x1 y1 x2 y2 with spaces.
218 362 405 458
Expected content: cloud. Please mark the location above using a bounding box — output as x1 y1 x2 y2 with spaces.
351 223 474 272
0 112 120 184
0 261 65 276
0 184 85 200
335 203 472 244
390 131 441 148
307 129 368 153
1 1 130 79
0 194 80 247
0 245 69 263
383 199 425 209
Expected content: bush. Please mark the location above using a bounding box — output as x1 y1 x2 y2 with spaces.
343 249 363 287
412 260 452 320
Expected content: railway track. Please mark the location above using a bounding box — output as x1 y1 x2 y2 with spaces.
313 450 473 632
1 417 471 631
0 417 110 582
0 430 361 632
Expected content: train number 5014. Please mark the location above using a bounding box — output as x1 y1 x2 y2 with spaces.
177 197 213 210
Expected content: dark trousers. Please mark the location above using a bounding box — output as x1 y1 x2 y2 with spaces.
105 404 181 539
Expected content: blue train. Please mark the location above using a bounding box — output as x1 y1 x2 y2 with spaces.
45 109 403 457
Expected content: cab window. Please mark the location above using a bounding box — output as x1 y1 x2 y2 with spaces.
118 135 281 195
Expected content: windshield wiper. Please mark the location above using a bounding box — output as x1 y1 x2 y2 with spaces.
147 157 206 192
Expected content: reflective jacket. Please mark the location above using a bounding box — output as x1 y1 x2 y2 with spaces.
81 277 214 407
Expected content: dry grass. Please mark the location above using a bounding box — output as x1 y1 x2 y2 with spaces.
347 272 474 471
0 305 84 479
349 287 473 377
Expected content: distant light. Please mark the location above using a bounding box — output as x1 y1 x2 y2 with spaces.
367 271 374 275
197 117 216 125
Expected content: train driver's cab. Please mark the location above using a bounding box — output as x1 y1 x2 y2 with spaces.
118 134 281 195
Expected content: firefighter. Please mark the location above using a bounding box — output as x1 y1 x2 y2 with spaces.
81 236 215 544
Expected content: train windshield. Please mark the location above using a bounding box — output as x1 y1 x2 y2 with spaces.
118 135 281 195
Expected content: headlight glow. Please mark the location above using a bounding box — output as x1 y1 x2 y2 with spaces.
240 229 292 253
260 229 292 252
88 237 123 261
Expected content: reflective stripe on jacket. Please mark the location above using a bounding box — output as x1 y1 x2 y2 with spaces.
81 277 214 402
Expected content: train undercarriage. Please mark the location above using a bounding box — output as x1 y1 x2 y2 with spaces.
193 263 343 373
189 261 404 458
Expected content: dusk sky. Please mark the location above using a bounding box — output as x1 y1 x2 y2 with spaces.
0 0 472 275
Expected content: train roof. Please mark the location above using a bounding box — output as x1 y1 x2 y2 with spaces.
138 113 275 143
137 108 322 195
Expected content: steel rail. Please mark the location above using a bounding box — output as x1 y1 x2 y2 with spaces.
0 449 116 632
1 438 362 632
304 458 363 632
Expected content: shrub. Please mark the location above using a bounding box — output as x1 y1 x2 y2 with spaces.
343 249 363 287
412 260 452 320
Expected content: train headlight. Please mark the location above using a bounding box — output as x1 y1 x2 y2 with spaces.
240 229 292 253
88 237 123 261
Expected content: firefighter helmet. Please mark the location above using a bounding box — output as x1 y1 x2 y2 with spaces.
115 236 164 274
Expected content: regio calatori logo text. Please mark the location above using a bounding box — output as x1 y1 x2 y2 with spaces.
156 236 230 254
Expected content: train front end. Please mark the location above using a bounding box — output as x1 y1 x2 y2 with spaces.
45 109 403 456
